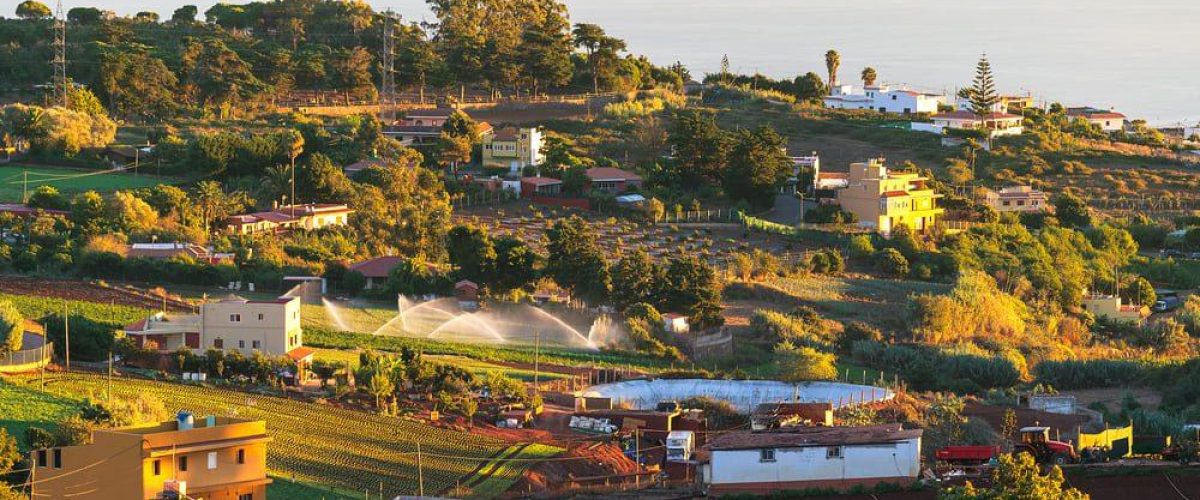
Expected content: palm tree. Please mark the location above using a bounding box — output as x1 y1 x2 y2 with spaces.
193 180 228 232
260 164 294 206
824 50 840 93
861 67 877 87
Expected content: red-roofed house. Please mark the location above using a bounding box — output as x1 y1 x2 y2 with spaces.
585 167 643 194
701 424 922 494
0 204 68 218
1067 107 1127 132
348 256 405 290
519 176 563 198
662 313 689 334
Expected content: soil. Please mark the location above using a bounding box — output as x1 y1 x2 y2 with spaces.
963 402 1090 437
1064 387 1164 413
0 275 193 312
800 470 1200 500
505 441 641 498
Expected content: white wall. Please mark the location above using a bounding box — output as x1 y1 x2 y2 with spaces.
708 438 921 487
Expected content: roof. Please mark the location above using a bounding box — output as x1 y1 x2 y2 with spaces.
751 402 834 416
585 167 643 182
403 108 457 118
348 256 406 279
662 313 687 321
707 424 921 451
344 157 389 173
881 191 911 197
521 176 562 186
455 279 479 290
1066 108 1126 119
0 204 68 217
492 128 521 141
816 172 848 180
286 346 316 362
385 125 442 136
936 110 1021 121
124 317 150 332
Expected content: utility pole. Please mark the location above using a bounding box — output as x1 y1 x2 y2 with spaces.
290 152 296 220
416 442 424 497
52 0 67 108
63 301 70 372
380 9 397 124
533 330 540 392
21 170 27 204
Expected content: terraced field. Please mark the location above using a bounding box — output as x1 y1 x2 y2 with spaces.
313 349 572 382
7 373 536 498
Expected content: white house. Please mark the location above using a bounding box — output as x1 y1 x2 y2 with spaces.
701 424 922 495
663 313 689 334
931 110 1024 137
1066 107 1126 132
824 84 943 115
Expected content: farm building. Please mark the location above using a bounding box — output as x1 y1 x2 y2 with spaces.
127 243 233 264
750 402 834 430
700 424 922 495
223 203 354 235
348 256 406 290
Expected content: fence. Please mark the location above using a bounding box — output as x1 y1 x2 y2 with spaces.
0 342 54 373
737 213 868 237
451 189 520 209
656 209 738 224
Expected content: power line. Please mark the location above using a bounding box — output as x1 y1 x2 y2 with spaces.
52 0 67 107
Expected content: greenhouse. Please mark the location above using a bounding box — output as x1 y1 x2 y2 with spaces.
579 378 893 413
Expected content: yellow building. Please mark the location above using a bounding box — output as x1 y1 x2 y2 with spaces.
1081 292 1148 324
30 414 271 500
835 159 944 235
482 127 543 171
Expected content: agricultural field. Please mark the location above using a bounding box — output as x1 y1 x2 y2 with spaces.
0 379 81 452
313 348 572 382
728 273 950 331
7 372 542 498
0 290 153 328
0 164 174 203
458 443 564 499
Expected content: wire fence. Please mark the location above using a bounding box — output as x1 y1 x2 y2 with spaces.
451 189 521 209
0 342 53 372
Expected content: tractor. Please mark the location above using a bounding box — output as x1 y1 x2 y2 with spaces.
1014 426 1078 465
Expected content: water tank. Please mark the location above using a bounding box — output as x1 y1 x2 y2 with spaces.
205 415 216 428
177 411 194 430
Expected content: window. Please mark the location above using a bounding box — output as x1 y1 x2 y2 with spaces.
1017 200 1025 206
179 456 188 472
238 340 245 348
214 339 224 349
827 446 843 459
258 314 264 321
1002 200 1011 206
207 452 217 470
237 449 246 464
891 95 897 100
760 448 776 462
153 459 161 475
252 340 261 349
230 314 241 322
238 494 254 500
37 450 46 467
53 449 61 469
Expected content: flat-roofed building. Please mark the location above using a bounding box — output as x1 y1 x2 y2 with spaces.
30 413 271 500
835 159 944 235
978 185 1048 213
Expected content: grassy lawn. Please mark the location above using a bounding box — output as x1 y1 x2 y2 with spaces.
267 476 359 500
6 372 517 498
0 164 177 203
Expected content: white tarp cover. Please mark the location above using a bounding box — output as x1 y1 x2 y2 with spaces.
579 378 893 413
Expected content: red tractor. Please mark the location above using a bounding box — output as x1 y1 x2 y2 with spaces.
1014 426 1077 465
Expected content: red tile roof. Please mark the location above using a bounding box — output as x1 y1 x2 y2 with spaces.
124 317 149 333
521 176 562 186
286 346 316 361
348 256 406 279
707 424 921 451
455 280 479 290
403 108 457 118
881 191 910 197
0 204 68 217
585 167 643 182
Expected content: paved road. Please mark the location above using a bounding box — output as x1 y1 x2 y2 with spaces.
765 193 801 225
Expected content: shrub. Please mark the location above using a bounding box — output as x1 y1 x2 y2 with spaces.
803 204 857 224
874 248 909 277
847 235 876 258
851 341 1020 392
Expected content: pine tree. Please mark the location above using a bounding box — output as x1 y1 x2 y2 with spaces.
719 54 730 84
969 54 999 117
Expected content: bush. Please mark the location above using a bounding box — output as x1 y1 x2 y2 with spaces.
44 313 116 362
847 235 876 258
874 248 909 277
851 341 1020 392
803 204 857 224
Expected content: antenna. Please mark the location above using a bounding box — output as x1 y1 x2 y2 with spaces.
52 0 67 107
380 9 397 124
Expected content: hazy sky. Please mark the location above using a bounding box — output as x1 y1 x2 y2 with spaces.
12 0 1200 124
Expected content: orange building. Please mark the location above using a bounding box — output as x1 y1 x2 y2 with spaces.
30 413 271 500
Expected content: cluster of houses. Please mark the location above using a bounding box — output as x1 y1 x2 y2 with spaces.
823 83 1128 140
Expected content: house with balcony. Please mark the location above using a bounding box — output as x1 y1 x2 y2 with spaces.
31 413 271 500
835 159 944 235
824 84 944 114
931 110 1024 137
223 203 354 235
1082 291 1148 324
978 185 1048 213
124 295 312 366
482 127 544 171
